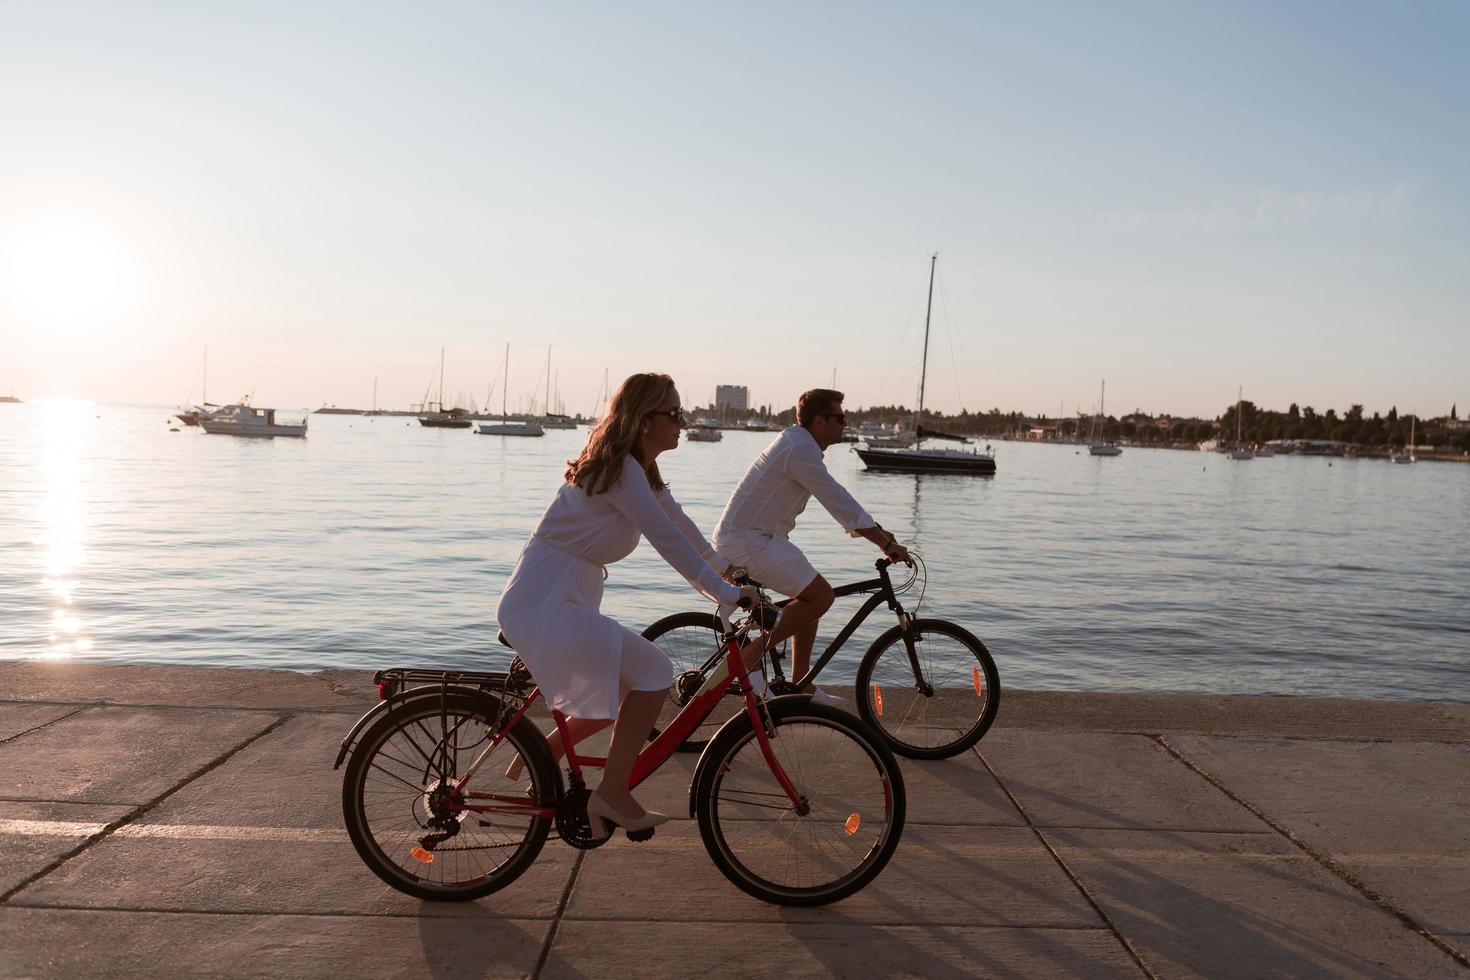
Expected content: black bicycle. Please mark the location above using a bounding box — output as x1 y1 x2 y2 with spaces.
643 556 1000 759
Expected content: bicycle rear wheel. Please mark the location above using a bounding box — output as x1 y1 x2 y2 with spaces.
642 611 742 752
854 618 1000 759
341 690 557 901
693 699 905 906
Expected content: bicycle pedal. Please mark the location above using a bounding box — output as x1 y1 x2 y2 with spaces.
626 827 656 843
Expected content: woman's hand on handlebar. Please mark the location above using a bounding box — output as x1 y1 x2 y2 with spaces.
736 584 761 609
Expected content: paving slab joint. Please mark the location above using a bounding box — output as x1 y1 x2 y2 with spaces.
974 747 1157 979
1155 735 1470 970
0 705 89 747
532 849 587 979
0 712 295 906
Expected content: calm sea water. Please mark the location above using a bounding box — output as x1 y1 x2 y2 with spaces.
2 401 1467 701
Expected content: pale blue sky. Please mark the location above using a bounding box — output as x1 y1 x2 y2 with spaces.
2 1 1466 419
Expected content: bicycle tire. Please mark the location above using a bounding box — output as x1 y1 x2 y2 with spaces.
854 618 1000 759
693 699 905 906
641 610 742 752
342 690 558 901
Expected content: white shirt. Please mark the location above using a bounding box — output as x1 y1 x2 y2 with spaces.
496 455 739 719
713 426 875 541
526 455 737 605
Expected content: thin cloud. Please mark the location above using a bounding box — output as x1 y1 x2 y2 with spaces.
1101 181 1417 235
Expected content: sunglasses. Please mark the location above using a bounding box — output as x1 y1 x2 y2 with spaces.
820 412 847 425
649 408 686 426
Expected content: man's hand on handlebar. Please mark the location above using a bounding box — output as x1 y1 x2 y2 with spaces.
884 539 913 566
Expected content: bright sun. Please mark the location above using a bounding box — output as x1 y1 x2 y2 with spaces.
1 217 134 328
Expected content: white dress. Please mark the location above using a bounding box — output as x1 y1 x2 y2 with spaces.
496 456 740 720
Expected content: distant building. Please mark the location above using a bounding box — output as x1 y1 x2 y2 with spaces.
715 385 748 413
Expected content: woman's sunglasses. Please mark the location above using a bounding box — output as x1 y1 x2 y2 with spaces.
648 408 686 426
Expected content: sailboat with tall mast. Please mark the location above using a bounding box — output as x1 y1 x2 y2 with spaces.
855 255 997 475
176 345 249 426
1391 413 1416 464
538 346 577 429
478 344 544 437
418 349 472 428
1087 380 1123 456
1228 387 1253 459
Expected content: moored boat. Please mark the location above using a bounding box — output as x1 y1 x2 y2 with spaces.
199 404 307 438
856 254 995 476
686 418 723 442
477 343 545 437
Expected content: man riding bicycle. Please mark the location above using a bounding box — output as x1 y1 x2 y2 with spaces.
713 388 911 704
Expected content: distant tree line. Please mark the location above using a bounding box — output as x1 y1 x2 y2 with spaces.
701 400 1469 451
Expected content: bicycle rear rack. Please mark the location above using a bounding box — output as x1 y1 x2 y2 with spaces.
372 665 531 703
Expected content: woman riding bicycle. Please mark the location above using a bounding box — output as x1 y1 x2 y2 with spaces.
496 372 756 839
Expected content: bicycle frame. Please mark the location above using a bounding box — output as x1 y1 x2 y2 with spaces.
444 629 806 821
727 560 913 692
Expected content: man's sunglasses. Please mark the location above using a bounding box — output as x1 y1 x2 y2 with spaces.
820 412 847 425
649 409 686 425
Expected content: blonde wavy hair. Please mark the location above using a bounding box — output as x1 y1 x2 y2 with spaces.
565 373 675 495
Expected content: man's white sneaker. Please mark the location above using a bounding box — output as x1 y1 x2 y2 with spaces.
808 686 845 707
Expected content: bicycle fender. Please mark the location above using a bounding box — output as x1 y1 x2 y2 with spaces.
332 684 491 769
685 694 812 818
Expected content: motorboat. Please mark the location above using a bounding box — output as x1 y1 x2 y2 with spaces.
686 419 723 442
540 413 578 429
199 404 307 438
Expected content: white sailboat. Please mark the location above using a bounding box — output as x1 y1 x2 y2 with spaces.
1087 380 1123 456
1391 414 1416 464
1228 387 1253 459
478 344 544 437
855 254 997 475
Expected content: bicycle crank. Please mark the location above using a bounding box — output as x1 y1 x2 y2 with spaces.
555 787 609 850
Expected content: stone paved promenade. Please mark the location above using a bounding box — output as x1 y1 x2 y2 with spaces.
1 661 1467 978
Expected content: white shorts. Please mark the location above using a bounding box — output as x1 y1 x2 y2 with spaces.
714 531 820 598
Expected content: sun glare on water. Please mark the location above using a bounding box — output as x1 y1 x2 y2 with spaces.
32 399 95 659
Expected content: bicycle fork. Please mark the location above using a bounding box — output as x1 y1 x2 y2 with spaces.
724 641 809 817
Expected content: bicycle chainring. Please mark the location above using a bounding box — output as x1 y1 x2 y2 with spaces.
555 787 608 850
672 670 706 706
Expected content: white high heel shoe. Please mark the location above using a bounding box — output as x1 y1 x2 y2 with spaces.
586 793 671 837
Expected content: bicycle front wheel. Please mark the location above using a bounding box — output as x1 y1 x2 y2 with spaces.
341 690 557 901
642 611 742 752
855 618 1000 759
694 700 905 906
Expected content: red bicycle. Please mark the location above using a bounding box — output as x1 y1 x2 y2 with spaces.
334 608 906 906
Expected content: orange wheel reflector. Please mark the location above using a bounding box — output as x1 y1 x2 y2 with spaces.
409 847 434 864
874 686 884 716
845 813 861 836
973 666 983 697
